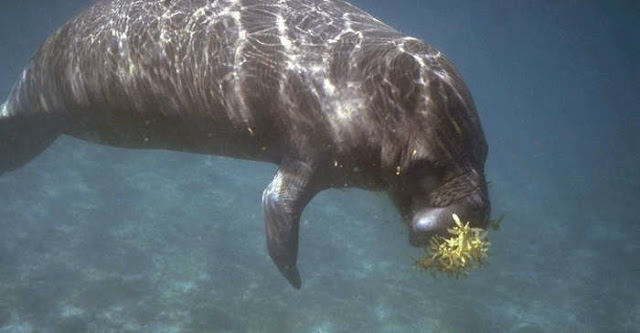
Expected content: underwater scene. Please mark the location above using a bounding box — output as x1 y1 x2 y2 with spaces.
0 0 638 332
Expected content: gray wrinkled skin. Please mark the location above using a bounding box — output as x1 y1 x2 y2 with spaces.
0 0 489 289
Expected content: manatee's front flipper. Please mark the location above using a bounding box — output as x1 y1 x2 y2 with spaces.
262 158 315 289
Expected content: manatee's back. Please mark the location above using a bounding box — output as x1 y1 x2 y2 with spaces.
0 0 403 172
0 0 240 172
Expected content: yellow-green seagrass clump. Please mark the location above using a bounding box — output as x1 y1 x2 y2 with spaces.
414 213 490 278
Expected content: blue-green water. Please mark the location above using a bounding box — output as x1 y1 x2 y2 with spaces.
1 0 638 332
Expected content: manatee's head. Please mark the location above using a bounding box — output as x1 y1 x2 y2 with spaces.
367 41 491 247
391 164 490 247
411 171 490 246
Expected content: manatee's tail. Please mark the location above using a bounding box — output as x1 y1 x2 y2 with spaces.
0 100 64 175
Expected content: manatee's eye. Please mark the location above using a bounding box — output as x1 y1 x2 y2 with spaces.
390 160 446 222
405 160 445 196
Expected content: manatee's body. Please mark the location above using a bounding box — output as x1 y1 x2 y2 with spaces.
0 0 490 288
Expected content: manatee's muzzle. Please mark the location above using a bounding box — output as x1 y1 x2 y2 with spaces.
409 187 490 247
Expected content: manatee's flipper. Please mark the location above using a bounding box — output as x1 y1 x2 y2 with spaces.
262 158 315 289
0 102 65 175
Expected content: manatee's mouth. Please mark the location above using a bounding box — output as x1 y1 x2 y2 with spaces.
409 188 489 247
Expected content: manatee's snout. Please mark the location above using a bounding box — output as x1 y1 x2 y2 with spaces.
410 188 490 247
